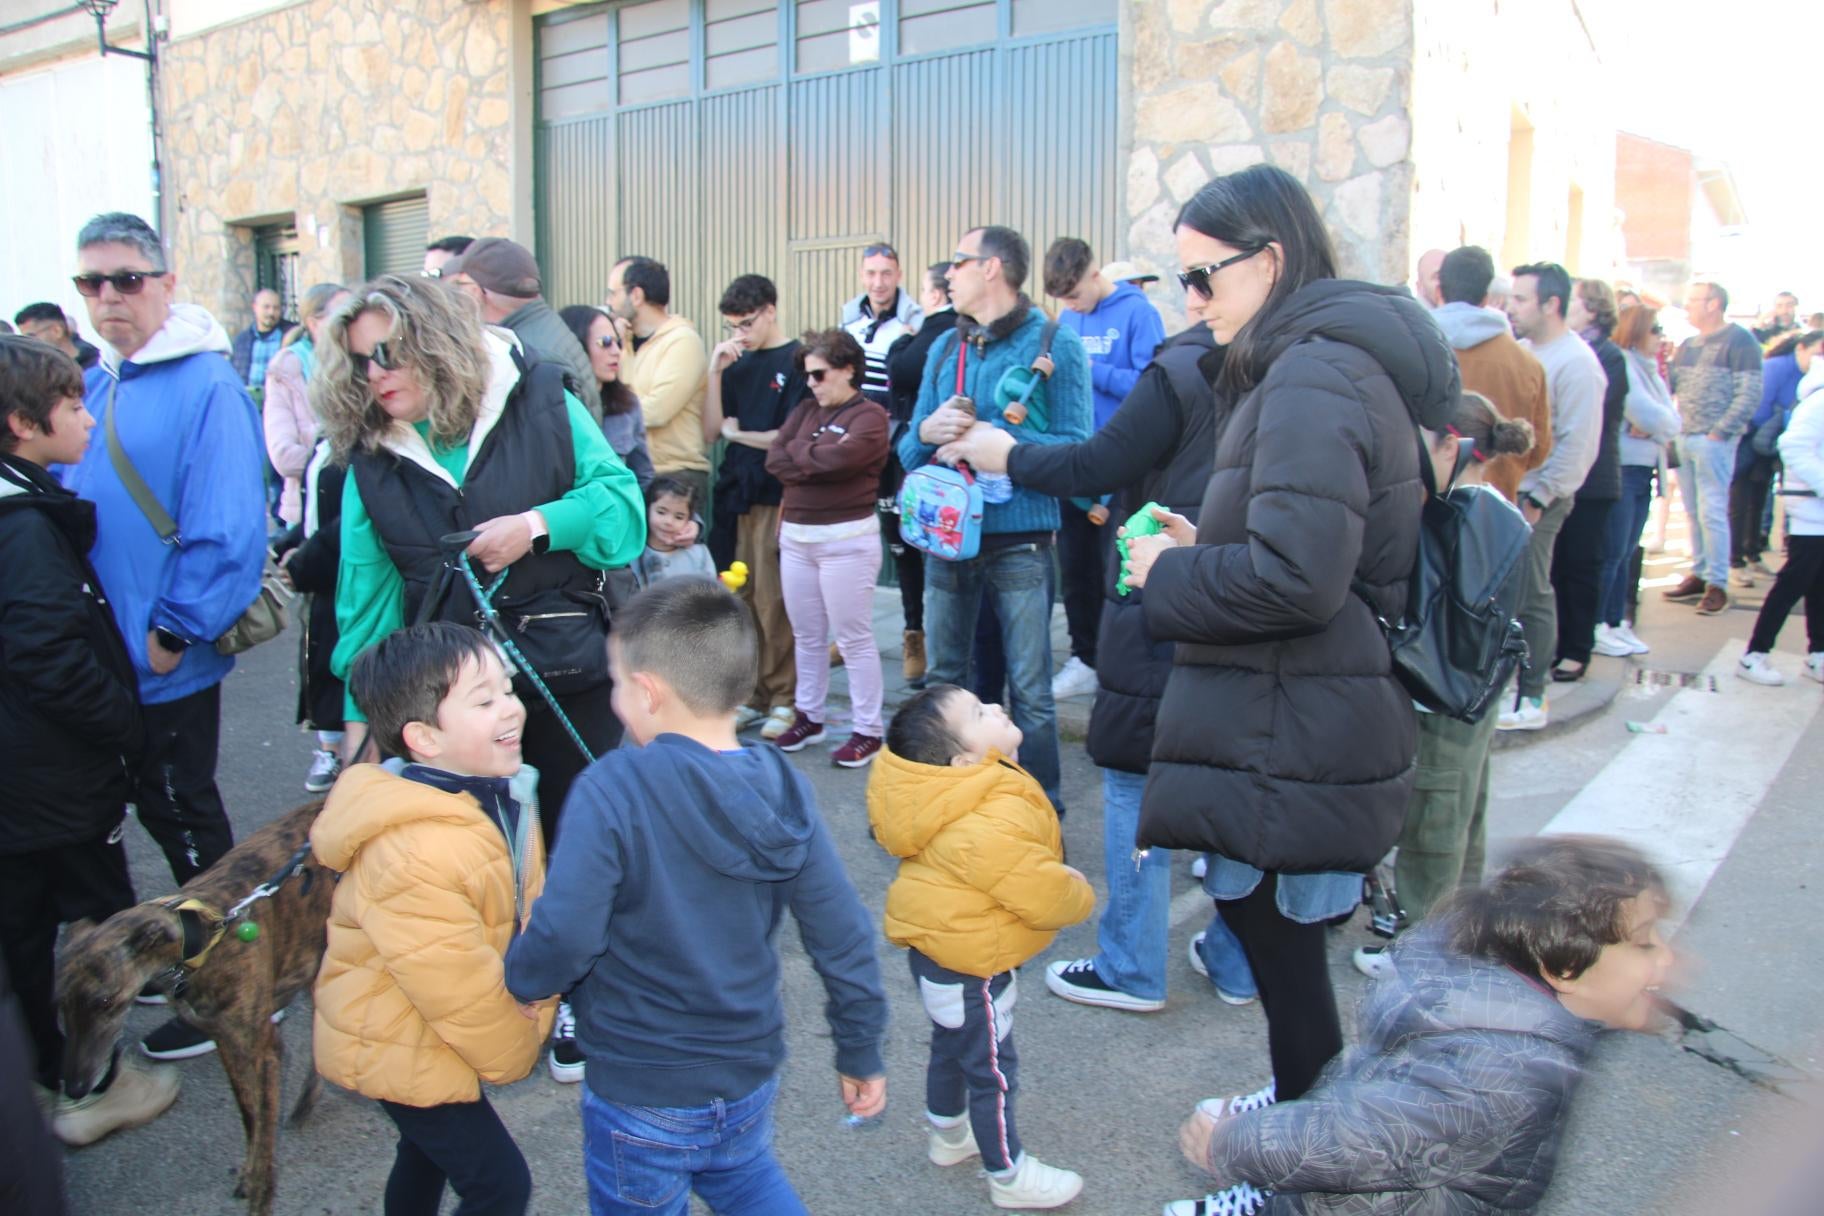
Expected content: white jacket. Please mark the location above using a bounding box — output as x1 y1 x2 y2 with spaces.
1777 365 1824 536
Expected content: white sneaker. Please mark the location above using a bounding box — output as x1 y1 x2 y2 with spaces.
1615 622 1651 655
759 705 796 740
927 1113 981 1167
1805 654 1824 685
1592 624 1634 658
1050 656 1098 700
1186 933 1256 1006
1496 695 1547 731
1190 854 1208 880
987 1153 1084 1210
1730 567 1757 588
1195 1079 1276 1124
734 705 765 731
304 748 341 794
1737 652 1786 686
53 1058 180 1146
1352 943 1394 980
1163 1182 1272 1216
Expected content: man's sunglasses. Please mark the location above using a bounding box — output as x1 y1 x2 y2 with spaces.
949 252 986 270
72 271 162 297
864 243 899 260
1176 247 1263 299
350 341 400 377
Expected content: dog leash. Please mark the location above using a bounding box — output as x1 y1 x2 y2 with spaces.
149 840 316 998
441 532 595 765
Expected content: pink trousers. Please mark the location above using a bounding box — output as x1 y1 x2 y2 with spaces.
779 529 884 737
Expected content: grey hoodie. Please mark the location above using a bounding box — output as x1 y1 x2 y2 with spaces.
1431 301 1511 351
1212 929 1599 1214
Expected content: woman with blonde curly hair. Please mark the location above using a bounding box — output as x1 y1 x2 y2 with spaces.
316 274 644 849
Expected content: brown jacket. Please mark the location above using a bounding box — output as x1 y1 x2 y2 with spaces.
765 395 890 525
311 765 555 1107
1456 333 1552 501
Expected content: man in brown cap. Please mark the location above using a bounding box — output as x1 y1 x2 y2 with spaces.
445 237 602 421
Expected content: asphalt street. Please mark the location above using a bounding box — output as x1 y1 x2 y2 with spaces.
58 565 1821 1216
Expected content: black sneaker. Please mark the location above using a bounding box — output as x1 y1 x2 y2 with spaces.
140 1017 216 1061
548 1000 584 1084
135 982 168 1007
1042 957 1165 1012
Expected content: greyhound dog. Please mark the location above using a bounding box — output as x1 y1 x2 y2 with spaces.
57 800 333 1216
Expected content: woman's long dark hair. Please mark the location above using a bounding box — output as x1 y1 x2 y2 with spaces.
1764 329 1824 361
559 304 639 416
1176 164 1337 398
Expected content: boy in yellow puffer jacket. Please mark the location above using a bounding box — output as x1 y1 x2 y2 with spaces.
311 623 557 1216
868 684 1095 1211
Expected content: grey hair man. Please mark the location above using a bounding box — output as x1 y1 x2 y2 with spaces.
64 212 266 1068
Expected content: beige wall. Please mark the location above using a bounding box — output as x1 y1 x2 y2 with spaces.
1409 0 1616 283
159 0 521 328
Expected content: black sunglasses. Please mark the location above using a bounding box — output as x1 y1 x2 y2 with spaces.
1176 248 1263 299
864 243 899 260
72 271 161 297
949 252 986 270
350 340 400 377
593 333 620 349
806 368 836 384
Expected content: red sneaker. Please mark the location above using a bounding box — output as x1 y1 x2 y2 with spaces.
773 712 825 752
831 733 882 768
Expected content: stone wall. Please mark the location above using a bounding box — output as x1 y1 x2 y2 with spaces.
1124 0 1416 327
159 0 517 329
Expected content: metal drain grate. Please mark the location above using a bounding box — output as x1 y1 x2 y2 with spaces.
1633 669 1718 692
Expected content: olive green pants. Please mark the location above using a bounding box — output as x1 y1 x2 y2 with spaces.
1394 708 1498 924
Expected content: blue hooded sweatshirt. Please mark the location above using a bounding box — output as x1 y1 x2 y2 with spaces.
64 304 268 705
1058 280 1166 430
504 736 887 1107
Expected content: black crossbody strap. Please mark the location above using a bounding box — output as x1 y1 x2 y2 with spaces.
103 377 181 546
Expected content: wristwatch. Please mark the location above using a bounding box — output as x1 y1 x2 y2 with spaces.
153 627 190 652
520 510 551 555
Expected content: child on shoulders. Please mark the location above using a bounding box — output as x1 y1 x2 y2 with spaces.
868 684 1096 1210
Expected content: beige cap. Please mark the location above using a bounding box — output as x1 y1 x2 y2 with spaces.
1100 260 1160 284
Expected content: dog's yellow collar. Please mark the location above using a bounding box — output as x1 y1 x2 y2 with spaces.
156 896 228 971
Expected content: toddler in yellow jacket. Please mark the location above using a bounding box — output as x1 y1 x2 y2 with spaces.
868 684 1095 1211
311 623 556 1215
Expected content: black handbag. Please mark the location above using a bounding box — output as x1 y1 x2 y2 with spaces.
417 556 611 699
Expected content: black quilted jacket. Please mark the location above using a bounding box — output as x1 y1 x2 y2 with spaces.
1136 280 1456 873
1214 929 1599 1213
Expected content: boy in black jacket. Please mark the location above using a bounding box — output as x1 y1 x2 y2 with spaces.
505 577 887 1214
0 336 177 1144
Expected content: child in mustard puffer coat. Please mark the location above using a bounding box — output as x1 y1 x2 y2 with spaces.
868 684 1095 1211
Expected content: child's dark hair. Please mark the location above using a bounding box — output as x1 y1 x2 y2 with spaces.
0 335 85 454
719 274 778 317
613 577 756 715
349 622 498 760
1440 835 1668 983
646 474 698 516
886 684 966 766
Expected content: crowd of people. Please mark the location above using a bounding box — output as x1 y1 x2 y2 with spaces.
0 157 1812 1215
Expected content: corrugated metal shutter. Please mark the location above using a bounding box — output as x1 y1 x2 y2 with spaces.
362 195 430 280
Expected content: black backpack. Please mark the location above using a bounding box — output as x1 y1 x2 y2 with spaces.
1357 433 1532 723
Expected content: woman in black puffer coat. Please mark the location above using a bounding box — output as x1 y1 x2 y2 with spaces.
1122 165 1457 1110
939 324 1258 1009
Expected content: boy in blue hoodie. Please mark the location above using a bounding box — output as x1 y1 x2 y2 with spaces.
505 577 888 1216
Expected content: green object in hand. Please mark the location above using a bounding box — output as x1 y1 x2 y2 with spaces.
235 921 261 943
1116 502 1166 597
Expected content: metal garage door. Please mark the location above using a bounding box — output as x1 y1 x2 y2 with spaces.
534 0 1117 331
363 194 431 280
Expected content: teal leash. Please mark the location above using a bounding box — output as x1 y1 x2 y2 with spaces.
452 551 596 764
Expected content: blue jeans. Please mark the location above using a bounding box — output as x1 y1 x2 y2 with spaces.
924 543 1063 812
1677 434 1739 587
1092 768 1172 999
580 1078 806 1216
1600 465 1657 626
1194 911 1258 1001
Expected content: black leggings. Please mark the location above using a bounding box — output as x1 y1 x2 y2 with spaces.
379 1095 530 1216
880 508 925 632
1749 534 1824 655
1216 874 1343 1101
523 679 623 853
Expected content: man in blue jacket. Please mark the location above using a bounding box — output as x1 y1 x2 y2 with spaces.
64 213 266 890
902 225 1093 814
1042 241 1165 703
